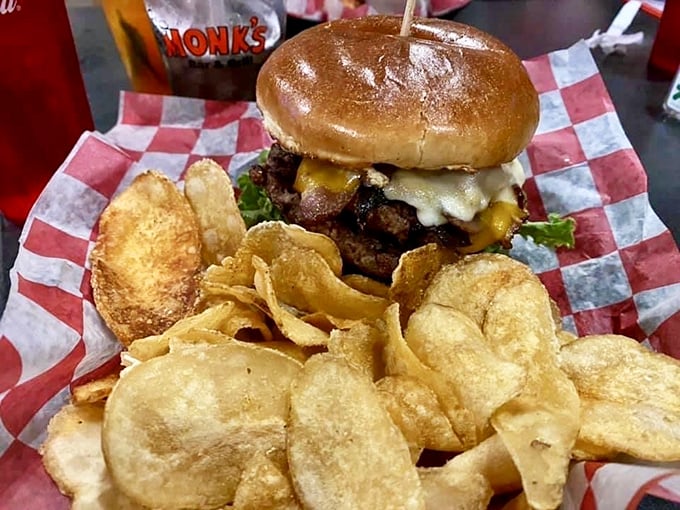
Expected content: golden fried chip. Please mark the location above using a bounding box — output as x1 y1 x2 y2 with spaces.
252 256 329 346
270 245 388 320
126 335 167 362
406 303 526 435
71 374 119 406
376 376 462 452
183 158 246 265
383 304 475 449
559 334 680 462
301 312 364 333
432 434 521 495
205 221 342 287
233 453 300 510
199 281 268 312
389 244 459 327
482 279 580 510
421 253 533 326
90 171 201 346
501 492 531 510
128 301 272 361
40 403 144 509
418 468 492 510
102 343 302 509
342 274 390 298
288 354 425 510
571 438 616 461
556 329 578 347
327 321 385 380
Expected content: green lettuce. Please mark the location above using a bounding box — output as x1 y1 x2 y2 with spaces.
236 150 283 228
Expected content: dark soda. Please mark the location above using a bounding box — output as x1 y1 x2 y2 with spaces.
0 0 94 225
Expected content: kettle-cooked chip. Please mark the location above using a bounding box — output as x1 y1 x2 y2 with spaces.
418 468 492 510
40 403 144 509
233 453 300 510
376 376 463 452
429 434 522 495
71 374 119 406
288 354 425 510
383 304 475 449
560 334 680 462
389 244 459 327
102 343 302 509
421 253 533 326
204 221 343 287
328 321 385 381
483 279 580 510
342 274 390 298
90 171 201 346
405 303 526 435
270 245 388 320
184 158 246 266
252 255 330 346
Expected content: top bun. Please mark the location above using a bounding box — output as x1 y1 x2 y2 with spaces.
256 16 539 170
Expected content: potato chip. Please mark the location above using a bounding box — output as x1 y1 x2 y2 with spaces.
270 245 388 320
328 321 385 380
183 158 246 265
559 334 680 461
128 301 272 361
342 274 390 298
571 438 616 461
418 468 492 510
127 335 167 362
102 343 302 509
40 403 144 509
383 303 475 449
405 303 526 435
233 453 300 510
431 434 521 495
288 354 425 510
252 255 329 346
556 329 578 348
421 253 534 327
301 312 364 332
501 492 531 510
199 281 269 312
257 341 310 364
482 279 580 510
71 374 119 406
389 244 459 327
90 171 201 346
376 376 463 452
166 328 309 366
204 221 343 287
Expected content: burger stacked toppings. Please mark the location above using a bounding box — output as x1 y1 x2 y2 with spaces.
248 15 541 280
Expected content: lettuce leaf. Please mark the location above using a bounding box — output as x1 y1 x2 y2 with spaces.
236 151 283 228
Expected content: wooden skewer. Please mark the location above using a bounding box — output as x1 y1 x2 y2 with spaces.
399 0 417 37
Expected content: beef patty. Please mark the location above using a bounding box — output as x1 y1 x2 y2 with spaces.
250 144 510 281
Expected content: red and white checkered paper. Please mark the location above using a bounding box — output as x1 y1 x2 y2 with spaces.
285 0 471 21
1 41 679 509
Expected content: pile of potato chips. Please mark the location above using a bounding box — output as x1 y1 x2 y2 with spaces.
41 160 680 510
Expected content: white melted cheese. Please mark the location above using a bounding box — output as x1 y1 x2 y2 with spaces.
383 159 526 226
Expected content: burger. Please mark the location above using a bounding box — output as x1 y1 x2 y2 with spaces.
246 15 541 281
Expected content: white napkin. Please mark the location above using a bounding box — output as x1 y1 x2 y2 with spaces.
586 1 645 55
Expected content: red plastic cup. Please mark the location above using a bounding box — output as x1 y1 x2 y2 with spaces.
0 0 94 225
648 0 680 79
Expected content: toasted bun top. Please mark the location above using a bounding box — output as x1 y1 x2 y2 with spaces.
256 16 539 170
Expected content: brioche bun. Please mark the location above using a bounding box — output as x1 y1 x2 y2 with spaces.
256 15 539 170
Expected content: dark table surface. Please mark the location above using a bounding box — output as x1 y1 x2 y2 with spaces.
1 3 680 508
